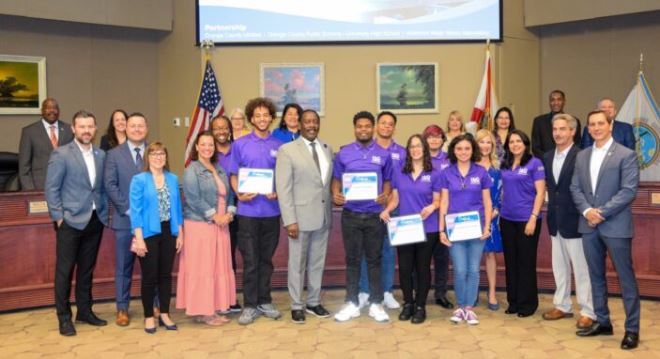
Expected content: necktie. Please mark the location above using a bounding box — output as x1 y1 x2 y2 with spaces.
134 147 143 170
49 125 58 148
310 142 321 174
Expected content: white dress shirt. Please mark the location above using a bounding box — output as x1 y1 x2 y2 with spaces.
75 139 97 209
302 137 329 185
552 143 573 184
42 118 59 140
589 137 614 193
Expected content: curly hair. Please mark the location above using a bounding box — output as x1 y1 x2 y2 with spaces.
245 97 277 124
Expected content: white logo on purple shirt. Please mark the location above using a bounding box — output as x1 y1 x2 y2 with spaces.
270 149 277 157
441 163 450 170
421 175 431 182
371 156 381 164
391 153 400 161
470 177 481 185
517 167 528 175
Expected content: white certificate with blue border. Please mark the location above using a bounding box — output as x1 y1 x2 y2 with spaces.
342 172 378 201
237 168 274 194
387 214 426 246
446 211 482 242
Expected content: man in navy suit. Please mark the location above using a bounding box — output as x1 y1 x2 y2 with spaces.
104 113 151 326
581 98 635 150
45 110 109 336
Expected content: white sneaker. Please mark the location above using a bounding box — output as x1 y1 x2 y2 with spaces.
464 308 479 325
358 292 369 309
450 308 465 324
383 292 401 309
368 303 390 322
334 303 361 322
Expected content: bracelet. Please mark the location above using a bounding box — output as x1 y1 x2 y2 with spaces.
530 213 538 218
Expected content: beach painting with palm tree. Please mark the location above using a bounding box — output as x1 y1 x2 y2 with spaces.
377 63 438 114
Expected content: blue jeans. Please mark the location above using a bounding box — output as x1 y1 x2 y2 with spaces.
449 239 485 307
359 232 395 294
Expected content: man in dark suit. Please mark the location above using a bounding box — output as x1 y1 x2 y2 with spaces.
45 110 109 336
532 90 582 158
104 113 150 326
580 98 635 150
541 113 595 330
18 98 74 190
570 110 640 350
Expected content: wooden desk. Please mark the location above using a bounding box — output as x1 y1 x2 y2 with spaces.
1 184 659 311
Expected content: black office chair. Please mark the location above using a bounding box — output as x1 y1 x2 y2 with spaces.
0 152 19 192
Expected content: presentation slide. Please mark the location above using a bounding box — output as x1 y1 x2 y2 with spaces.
197 0 502 44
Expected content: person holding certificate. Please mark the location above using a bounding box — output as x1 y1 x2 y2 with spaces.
438 134 493 325
380 134 441 324
229 97 284 325
331 111 393 323
500 129 546 318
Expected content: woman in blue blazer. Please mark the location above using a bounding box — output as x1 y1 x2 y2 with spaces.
130 142 183 334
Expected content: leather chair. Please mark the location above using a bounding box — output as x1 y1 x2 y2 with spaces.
0 152 19 192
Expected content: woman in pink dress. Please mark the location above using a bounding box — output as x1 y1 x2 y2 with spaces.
177 131 237 325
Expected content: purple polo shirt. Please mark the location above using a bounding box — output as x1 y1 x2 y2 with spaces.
500 157 545 222
392 168 442 233
215 148 232 174
431 151 450 171
333 140 393 213
229 132 283 217
439 163 492 221
380 141 407 172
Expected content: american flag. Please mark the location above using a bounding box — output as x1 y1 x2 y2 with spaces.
184 60 224 167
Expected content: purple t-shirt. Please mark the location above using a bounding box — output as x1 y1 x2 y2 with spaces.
431 151 450 171
392 168 442 233
229 132 283 217
500 157 545 221
381 141 407 172
439 163 492 222
333 141 393 213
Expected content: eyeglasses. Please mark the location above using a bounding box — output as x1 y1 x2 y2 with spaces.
149 152 166 158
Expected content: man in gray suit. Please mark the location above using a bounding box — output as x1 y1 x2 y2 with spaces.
570 110 640 350
45 110 109 336
18 98 74 190
276 109 334 324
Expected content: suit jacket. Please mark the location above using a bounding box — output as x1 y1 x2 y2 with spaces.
580 120 636 150
45 141 108 230
129 171 183 238
543 145 581 238
19 119 74 190
570 141 639 238
104 142 142 230
276 137 334 231
532 112 581 158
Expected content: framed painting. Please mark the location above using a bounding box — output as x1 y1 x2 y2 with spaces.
0 55 47 115
377 62 438 114
260 63 324 116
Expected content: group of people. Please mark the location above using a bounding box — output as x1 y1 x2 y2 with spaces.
20 89 640 350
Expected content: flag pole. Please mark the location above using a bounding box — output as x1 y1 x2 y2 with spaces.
635 53 643 160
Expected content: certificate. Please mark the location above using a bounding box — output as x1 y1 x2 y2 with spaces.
237 168 274 194
446 211 482 242
342 172 378 201
387 214 426 246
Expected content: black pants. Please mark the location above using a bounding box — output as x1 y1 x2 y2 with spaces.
398 232 438 308
237 215 280 308
229 218 239 271
341 209 384 305
54 212 103 322
138 222 176 318
500 217 541 315
432 241 450 298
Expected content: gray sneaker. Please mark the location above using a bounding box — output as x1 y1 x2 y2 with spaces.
238 307 260 325
257 303 282 319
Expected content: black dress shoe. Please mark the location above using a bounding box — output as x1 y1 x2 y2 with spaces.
411 306 426 324
517 312 534 318
399 303 414 321
59 320 76 336
75 312 108 326
291 310 305 323
306 305 330 318
504 308 518 315
435 297 454 309
621 331 639 350
576 322 614 337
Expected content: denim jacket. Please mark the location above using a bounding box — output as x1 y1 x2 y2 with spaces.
183 160 236 222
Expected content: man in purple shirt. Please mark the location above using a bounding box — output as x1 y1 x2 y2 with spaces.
229 98 284 325
332 111 393 323
358 111 405 310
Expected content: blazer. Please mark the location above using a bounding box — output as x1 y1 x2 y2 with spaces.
104 142 142 230
543 145 581 238
44 141 108 230
532 112 581 158
570 141 639 238
276 137 334 231
580 120 636 150
19 119 74 190
183 160 236 222
129 171 183 238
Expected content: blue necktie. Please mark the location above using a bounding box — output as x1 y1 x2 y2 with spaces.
134 147 143 170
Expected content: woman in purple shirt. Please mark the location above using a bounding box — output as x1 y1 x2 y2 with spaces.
380 134 440 324
439 134 493 325
499 129 546 318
